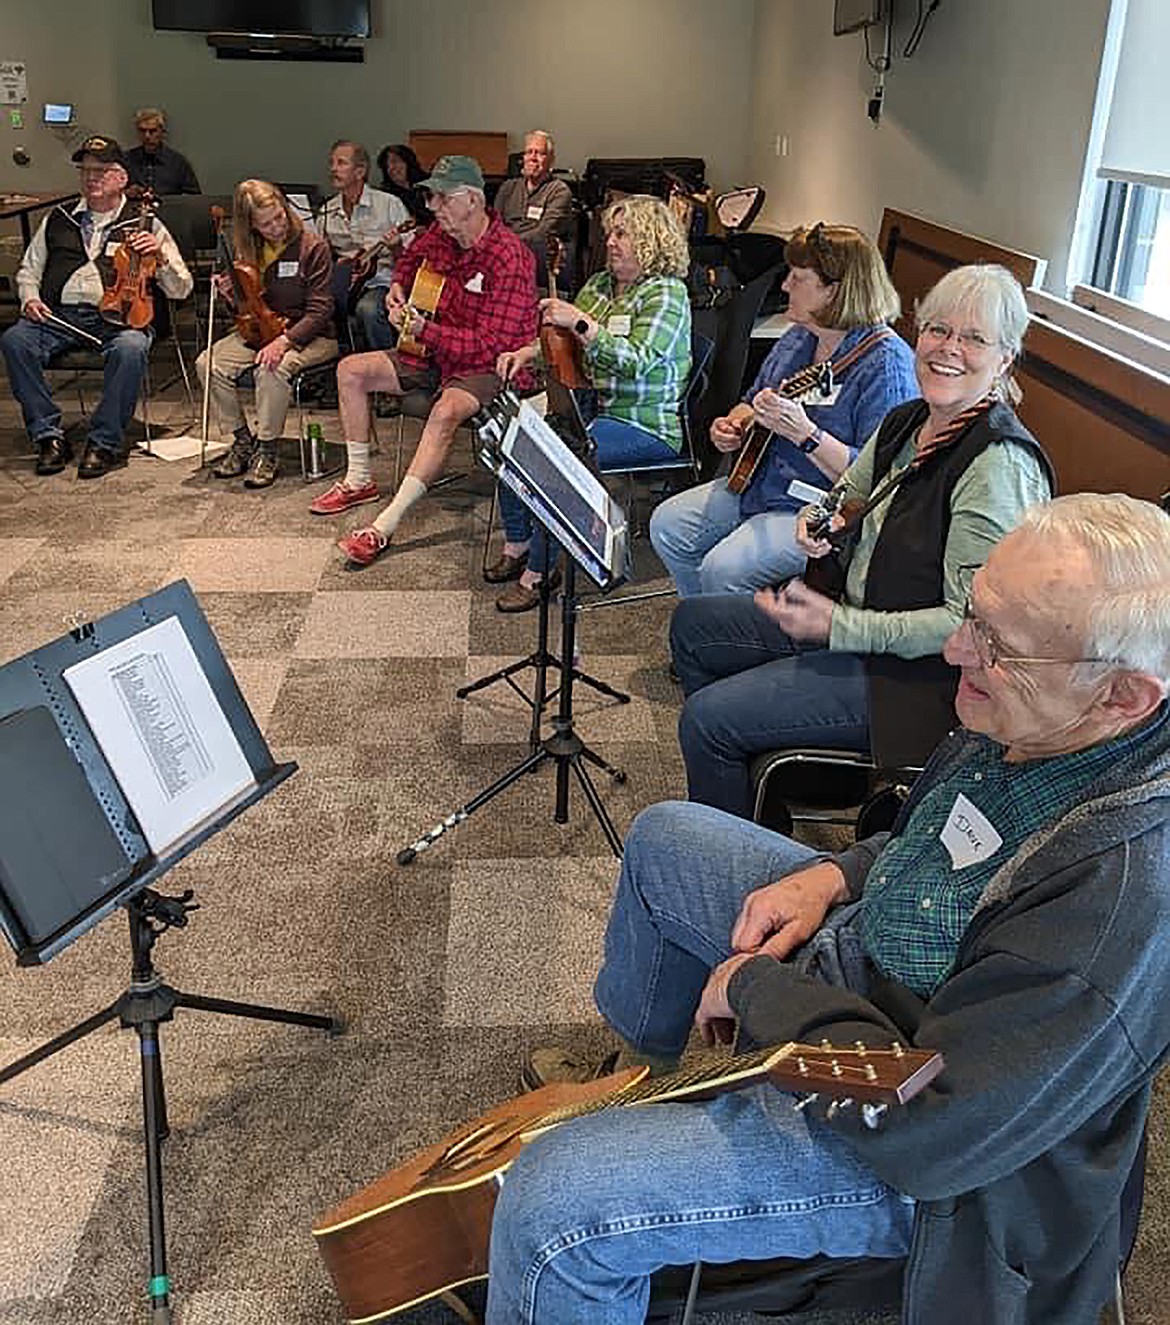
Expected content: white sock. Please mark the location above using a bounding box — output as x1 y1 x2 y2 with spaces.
372 475 427 540
344 441 373 490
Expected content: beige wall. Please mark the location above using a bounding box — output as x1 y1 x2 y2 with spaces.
747 0 1112 292
2 0 756 197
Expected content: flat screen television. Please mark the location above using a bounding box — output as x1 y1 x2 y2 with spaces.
151 1 370 37
833 0 883 35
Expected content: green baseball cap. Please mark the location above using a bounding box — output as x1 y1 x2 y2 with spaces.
419 154 484 194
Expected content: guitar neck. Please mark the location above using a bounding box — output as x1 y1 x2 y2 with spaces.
524 1041 943 1140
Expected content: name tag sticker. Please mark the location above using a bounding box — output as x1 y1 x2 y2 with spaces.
607 314 631 336
525 204 544 221
465 271 485 293
941 793 1003 870
787 478 831 505
104 241 121 257
277 260 299 278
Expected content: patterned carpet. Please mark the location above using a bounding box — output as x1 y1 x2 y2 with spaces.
0 363 1164 1325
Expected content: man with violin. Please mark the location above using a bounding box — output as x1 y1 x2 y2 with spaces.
311 155 538 568
2 134 192 479
318 139 410 351
198 179 337 489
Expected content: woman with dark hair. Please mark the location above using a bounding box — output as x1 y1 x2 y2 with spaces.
376 143 430 224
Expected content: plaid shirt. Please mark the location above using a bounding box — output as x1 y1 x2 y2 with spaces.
394 211 538 388
578 272 691 450
859 707 1169 997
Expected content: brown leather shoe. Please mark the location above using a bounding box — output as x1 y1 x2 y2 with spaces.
483 550 528 583
495 568 561 613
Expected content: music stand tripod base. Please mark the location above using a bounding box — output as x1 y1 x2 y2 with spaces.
398 559 626 864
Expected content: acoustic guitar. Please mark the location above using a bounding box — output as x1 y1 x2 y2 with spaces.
726 327 894 495
313 1040 943 1323
396 258 446 359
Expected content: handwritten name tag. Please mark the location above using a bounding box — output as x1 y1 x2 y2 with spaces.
940 793 1003 870
465 271 485 293
607 314 631 336
277 260 299 278
104 241 121 257
526 204 544 221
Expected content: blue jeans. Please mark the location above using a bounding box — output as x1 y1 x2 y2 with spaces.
671 593 870 818
498 416 680 570
354 283 395 351
0 305 152 454
486 802 914 1324
649 478 807 597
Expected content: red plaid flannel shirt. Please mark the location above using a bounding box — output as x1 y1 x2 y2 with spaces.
394 212 539 389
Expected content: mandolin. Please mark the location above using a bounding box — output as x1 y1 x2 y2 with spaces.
313 1040 943 1323
726 327 894 495
396 259 446 359
336 220 419 294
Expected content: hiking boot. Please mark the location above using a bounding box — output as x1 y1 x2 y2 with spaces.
520 1046 620 1093
212 427 256 479
243 446 279 489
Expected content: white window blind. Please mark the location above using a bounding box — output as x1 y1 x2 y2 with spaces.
1098 0 1170 187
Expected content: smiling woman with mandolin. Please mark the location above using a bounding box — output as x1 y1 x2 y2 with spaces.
651 223 918 598
196 180 337 489
670 264 1056 818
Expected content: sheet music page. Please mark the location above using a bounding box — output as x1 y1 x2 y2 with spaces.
63 616 255 855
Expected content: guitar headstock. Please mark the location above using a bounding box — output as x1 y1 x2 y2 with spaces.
765 1041 943 1105
546 236 564 278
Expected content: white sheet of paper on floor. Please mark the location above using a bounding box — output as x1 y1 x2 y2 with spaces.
63 615 256 855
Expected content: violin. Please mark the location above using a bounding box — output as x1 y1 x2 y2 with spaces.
540 236 589 389
210 205 288 351
99 190 158 330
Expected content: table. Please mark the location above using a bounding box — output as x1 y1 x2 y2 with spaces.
0 191 77 248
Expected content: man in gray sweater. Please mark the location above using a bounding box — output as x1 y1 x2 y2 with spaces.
488 492 1170 1325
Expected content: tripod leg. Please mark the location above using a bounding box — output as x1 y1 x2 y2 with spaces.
139 1022 172 1324
569 665 631 705
569 754 624 857
174 992 342 1035
398 747 549 864
579 743 627 783
0 1001 121 1085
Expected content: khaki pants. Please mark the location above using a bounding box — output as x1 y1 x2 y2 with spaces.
196 331 338 441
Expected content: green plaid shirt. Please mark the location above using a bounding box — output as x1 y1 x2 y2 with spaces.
859 707 1169 997
577 271 691 451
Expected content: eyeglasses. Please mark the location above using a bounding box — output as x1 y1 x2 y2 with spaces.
959 596 1108 671
77 166 114 179
920 321 999 352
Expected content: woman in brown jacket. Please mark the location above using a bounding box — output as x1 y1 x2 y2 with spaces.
197 179 337 488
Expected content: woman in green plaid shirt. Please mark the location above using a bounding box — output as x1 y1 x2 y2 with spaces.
490 195 692 611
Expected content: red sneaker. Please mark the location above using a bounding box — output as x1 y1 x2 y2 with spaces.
309 480 380 516
338 527 388 567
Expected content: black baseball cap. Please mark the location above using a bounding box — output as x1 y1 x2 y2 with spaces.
71 135 125 167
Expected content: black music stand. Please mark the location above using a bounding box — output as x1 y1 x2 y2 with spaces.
0 582 342 1325
397 394 631 862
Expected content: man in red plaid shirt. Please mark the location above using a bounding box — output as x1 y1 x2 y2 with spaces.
311 155 539 567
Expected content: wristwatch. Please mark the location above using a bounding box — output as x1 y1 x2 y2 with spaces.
798 426 823 454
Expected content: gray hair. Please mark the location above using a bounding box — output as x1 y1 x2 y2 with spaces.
525 129 555 157
330 139 370 175
1015 493 1170 684
134 107 166 128
916 263 1030 358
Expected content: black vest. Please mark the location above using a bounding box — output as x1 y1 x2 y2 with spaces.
40 204 140 308
857 399 1055 769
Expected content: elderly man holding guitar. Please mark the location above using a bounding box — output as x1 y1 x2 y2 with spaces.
313 495 1170 1325
309 155 539 568
318 139 411 350
650 223 917 597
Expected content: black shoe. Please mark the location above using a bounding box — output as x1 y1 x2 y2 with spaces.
35 436 71 476
212 429 256 479
243 447 279 489
77 441 127 480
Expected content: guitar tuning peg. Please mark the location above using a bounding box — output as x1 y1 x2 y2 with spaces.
826 1098 855 1121
862 1102 888 1130
794 1093 820 1112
